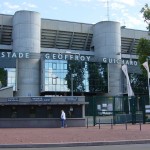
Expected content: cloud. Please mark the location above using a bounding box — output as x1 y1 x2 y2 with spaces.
97 0 136 7
112 10 146 30
60 0 72 4
115 0 136 6
111 2 126 10
126 16 142 26
22 2 37 8
78 0 91 2
60 0 92 7
1 1 37 14
49 6 58 10
61 0 91 4
124 13 148 30
4 2 20 9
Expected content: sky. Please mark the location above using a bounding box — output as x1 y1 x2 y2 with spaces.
0 0 149 31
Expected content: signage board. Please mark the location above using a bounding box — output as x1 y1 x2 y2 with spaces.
0 51 138 66
31 97 51 102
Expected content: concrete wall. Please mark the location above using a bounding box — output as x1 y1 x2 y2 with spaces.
121 28 150 40
41 19 92 33
92 21 121 58
0 118 86 128
0 14 12 26
92 21 122 96
12 10 41 96
0 86 13 97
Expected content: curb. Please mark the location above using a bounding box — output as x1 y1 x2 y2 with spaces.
0 140 150 148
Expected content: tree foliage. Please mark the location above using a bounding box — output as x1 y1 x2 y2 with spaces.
0 68 7 87
130 73 148 94
87 62 107 93
65 61 107 94
134 4 150 94
65 60 85 93
137 4 150 75
140 3 150 31
136 38 150 76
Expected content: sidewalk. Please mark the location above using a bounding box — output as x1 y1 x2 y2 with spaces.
0 124 150 148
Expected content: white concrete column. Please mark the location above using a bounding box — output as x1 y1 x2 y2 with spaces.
92 21 122 96
13 10 41 96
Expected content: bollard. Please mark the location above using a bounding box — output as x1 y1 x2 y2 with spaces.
125 122 127 130
87 118 88 129
111 119 113 129
99 118 100 129
140 122 141 131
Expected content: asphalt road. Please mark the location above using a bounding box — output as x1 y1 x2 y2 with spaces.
0 144 150 150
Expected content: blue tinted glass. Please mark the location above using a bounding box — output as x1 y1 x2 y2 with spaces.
5 68 16 91
43 60 108 93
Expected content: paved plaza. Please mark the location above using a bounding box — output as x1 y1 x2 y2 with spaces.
0 124 150 148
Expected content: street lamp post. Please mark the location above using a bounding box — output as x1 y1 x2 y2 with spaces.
146 57 150 104
71 74 73 96
65 51 79 96
54 77 58 96
71 74 77 96
0 81 2 88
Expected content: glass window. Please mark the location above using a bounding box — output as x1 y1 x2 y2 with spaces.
45 85 49 91
52 63 57 70
52 78 57 84
63 63 67 70
49 63 52 69
43 60 108 93
64 79 67 85
49 78 52 84
57 78 60 85
45 62 49 69
59 63 63 70
5 68 16 91
60 78 64 85
57 63 61 70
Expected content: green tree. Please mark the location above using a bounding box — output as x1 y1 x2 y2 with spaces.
136 38 150 94
130 73 148 94
140 3 150 31
87 62 106 93
0 68 7 87
65 60 85 93
137 38 150 75
137 4 150 74
135 4 150 95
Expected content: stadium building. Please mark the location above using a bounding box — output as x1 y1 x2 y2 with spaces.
0 10 150 127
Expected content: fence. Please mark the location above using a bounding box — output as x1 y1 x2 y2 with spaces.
85 95 150 125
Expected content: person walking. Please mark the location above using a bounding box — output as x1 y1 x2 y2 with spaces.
61 110 66 128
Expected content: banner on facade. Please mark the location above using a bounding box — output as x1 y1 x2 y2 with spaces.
143 61 150 78
143 61 150 102
122 64 134 97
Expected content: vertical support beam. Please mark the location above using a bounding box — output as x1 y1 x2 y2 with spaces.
129 38 135 54
54 30 59 48
71 74 73 96
84 33 89 50
69 32 74 49
0 25 3 43
82 105 85 118
93 97 96 126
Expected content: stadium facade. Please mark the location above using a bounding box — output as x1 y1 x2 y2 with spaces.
0 10 150 127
